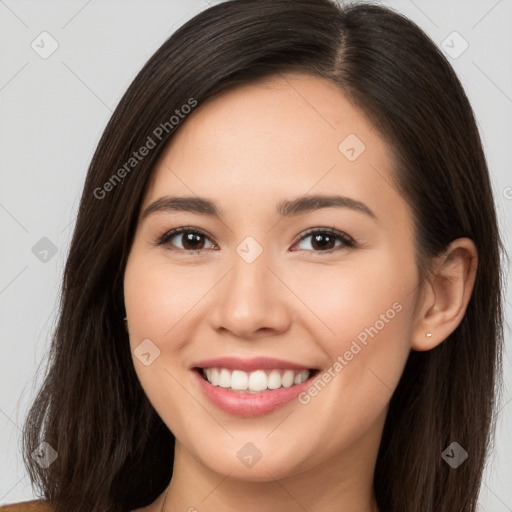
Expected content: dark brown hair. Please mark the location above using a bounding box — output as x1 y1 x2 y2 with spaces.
21 1 504 511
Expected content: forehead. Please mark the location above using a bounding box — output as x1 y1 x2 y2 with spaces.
142 73 408 229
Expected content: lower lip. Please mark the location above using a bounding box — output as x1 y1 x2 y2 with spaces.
193 369 316 417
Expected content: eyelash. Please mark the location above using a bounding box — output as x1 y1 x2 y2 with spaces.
155 226 355 255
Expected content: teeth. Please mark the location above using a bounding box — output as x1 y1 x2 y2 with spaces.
248 370 267 391
281 370 295 388
231 370 248 390
218 368 231 387
267 369 282 389
202 367 311 392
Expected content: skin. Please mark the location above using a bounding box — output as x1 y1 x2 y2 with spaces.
125 73 477 512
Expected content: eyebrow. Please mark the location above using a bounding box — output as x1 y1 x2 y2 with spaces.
141 194 377 221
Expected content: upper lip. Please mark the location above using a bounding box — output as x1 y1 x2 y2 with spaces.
192 356 315 373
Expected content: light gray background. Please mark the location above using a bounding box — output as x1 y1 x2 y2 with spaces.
1 0 511 509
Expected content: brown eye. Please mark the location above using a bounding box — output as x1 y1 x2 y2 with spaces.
292 229 354 253
157 228 216 252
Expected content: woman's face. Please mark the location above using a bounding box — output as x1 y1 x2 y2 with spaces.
124 73 422 483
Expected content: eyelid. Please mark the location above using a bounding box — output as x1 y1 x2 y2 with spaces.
155 226 216 251
292 227 356 254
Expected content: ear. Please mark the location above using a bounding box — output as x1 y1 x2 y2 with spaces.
411 237 478 351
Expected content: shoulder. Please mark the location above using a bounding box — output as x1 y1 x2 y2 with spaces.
0 500 55 512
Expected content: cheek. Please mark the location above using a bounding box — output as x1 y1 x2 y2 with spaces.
123 252 199 432
288 270 416 461
290 249 418 348
124 251 205 343
290 250 417 412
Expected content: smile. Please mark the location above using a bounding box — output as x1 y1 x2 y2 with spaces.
191 356 320 417
200 367 312 393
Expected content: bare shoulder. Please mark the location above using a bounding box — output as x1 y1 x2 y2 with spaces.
0 500 55 512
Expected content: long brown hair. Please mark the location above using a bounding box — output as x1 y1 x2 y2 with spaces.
21 1 504 511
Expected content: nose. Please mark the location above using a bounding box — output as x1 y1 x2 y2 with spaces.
208 249 292 339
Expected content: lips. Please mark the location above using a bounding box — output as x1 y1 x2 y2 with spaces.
193 356 313 372
191 356 320 417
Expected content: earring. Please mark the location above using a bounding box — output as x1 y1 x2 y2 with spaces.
426 332 432 338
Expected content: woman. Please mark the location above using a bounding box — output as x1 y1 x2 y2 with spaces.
2 0 504 511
